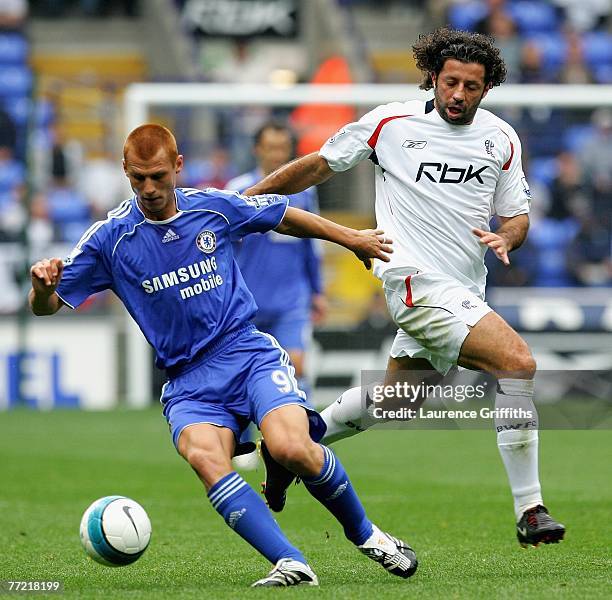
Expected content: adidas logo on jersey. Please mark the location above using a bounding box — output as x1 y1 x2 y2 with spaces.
162 228 180 243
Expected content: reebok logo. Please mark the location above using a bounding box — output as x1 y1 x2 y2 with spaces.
403 140 427 149
162 228 180 243
416 162 489 184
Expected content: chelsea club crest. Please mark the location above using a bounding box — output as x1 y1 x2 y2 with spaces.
196 230 216 253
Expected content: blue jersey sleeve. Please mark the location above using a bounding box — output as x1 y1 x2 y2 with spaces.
213 190 289 241
56 228 113 309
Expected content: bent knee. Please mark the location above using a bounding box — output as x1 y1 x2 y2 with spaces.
268 439 309 466
267 437 320 472
505 347 537 378
184 446 216 469
183 446 231 480
484 339 536 379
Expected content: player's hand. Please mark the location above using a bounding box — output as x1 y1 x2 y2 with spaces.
311 294 328 325
472 228 510 266
30 258 64 296
350 229 393 270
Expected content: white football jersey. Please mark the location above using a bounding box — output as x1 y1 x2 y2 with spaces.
319 99 531 297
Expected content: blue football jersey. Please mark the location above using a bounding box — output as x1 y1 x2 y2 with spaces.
56 187 289 371
227 169 322 316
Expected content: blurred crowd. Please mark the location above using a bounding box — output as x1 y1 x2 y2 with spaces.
0 0 610 314
28 1 139 18
440 0 612 287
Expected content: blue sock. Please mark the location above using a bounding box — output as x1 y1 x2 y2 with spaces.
208 472 306 565
302 445 373 545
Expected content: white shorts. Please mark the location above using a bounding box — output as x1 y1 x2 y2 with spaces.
382 268 492 375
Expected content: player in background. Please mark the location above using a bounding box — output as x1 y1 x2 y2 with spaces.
227 121 326 470
228 121 326 394
245 28 565 549
29 124 417 587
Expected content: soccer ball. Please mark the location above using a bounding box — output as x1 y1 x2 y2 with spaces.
79 496 151 566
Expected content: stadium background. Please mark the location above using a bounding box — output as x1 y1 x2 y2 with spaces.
0 1 610 597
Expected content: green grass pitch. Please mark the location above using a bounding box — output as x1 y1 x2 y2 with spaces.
0 408 610 598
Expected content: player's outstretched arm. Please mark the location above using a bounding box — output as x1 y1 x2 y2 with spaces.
29 258 65 316
244 152 334 196
473 214 529 266
276 207 393 270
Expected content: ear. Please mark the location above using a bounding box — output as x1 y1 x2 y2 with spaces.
175 154 184 174
481 83 492 100
430 72 437 88
122 158 128 176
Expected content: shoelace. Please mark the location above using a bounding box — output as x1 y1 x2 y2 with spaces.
268 571 298 585
386 533 411 551
382 551 405 570
362 546 411 572
527 512 540 528
526 506 547 528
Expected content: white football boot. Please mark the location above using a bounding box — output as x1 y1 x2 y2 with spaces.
251 558 319 587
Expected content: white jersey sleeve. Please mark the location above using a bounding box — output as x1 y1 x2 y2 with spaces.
492 125 531 218
319 102 416 172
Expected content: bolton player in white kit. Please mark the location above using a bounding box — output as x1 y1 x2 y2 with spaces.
246 28 565 548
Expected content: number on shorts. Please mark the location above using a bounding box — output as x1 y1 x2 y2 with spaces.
271 370 292 393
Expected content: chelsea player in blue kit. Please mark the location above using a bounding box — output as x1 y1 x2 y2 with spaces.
228 122 326 398
29 124 417 587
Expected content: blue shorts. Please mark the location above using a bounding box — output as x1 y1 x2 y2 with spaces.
254 307 311 352
161 324 325 449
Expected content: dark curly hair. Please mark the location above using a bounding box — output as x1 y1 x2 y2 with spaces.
413 27 507 90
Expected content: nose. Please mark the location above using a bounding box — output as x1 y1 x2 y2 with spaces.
142 178 156 196
452 85 466 102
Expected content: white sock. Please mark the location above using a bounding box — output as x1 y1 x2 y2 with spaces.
320 386 368 444
232 450 259 471
495 378 543 521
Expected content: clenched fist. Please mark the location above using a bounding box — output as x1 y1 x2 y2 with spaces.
30 258 64 296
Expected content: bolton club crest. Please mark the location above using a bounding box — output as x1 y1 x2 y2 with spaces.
196 230 216 253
